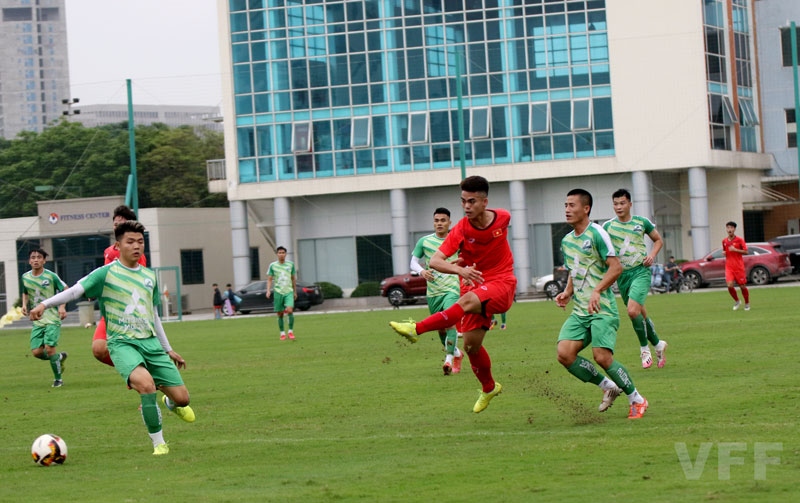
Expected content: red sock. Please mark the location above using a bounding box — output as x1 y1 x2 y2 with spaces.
468 346 495 393
416 303 464 334
741 287 749 303
728 287 739 301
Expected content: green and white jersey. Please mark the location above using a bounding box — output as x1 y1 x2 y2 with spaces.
21 269 67 326
267 260 296 295
412 233 460 298
602 215 655 270
561 223 618 317
79 262 160 341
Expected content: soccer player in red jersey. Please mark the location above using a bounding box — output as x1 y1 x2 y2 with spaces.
390 176 516 413
723 221 749 311
92 205 148 366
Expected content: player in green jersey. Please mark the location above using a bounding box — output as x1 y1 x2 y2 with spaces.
267 246 297 340
21 248 68 387
603 189 668 369
555 189 649 420
30 221 195 455
410 207 464 375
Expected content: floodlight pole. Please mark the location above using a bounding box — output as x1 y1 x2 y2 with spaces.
126 79 139 215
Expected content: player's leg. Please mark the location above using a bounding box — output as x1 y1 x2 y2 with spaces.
500 311 507 329
92 317 114 366
285 294 295 339
737 272 750 309
43 325 66 385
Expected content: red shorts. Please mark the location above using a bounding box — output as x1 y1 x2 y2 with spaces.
92 317 107 342
725 267 746 285
458 275 517 333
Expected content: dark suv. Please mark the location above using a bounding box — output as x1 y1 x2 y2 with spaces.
771 234 800 273
380 272 427 306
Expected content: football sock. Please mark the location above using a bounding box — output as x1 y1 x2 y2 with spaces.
741 287 749 303
631 314 648 347
48 353 62 379
627 390 645 405
566 356 604 385
454 346 462 358
598 377 618 391
416 303 464 334
728 287 739 301
438 331 447 347
467 345 495 392
278 316 285 332
605 361 636 395
287 313 294 330
645 318 661 346
501 312 507 323
149 430 166 447
444 327 458 356
141 393 162 434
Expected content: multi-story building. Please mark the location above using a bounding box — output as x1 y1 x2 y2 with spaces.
754 0 800 237
215 0 773 293
69 104 224 132
0 0 70 139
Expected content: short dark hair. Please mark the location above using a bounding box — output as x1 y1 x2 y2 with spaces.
567 188 593 213
726 221 737 228
460 175 489 195
433 207 450 217
29 248 48 259
213 283 218 287
276 246 287 253
612 188 631 201
114 220 145 241
113 205 138 221
226 283 232 287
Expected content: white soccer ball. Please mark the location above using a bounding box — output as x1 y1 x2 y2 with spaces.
31 434 67 466
84 323 92 328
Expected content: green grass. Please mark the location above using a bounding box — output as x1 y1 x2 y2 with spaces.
1 287 798 502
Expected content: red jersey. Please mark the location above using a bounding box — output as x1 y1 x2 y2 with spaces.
722 235 746 272
104 244 147 266
439 208 514 281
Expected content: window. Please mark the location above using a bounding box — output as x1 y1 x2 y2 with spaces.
180 250 204 285
409 113 428 143
787 109 797 148
471 108 490 139
738 99 758 127
2 7 32 21
780 26 800 67
292 122 312 152
352 117 371 148
721 96 737 125
572 100 592 130
530 103 550 134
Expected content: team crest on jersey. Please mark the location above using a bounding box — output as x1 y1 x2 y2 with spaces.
144 279 154 289
634 224 643 233
582 240 592 250
492 228 503 237
41 279 50 287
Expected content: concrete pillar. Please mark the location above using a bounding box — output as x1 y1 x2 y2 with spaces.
688 167 711 259
509 180 530 295
229 200 250 290
390 189 409 275
274 197 292 261
631 171 654 254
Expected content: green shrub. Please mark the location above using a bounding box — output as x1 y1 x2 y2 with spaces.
350 281 381 297
318 281 343 299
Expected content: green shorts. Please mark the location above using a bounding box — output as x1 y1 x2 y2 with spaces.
30 324 61 350
558 313 620 351
427 290 459 315
108 337 184 387
274 291 294 312
617 266 651 306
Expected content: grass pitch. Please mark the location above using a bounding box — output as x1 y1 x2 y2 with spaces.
1 286 798 502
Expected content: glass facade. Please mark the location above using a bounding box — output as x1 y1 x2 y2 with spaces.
703 0 758 152
229 0 614 184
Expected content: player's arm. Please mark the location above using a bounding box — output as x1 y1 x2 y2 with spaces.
154 313 186 369
292 272 297 299
645 228 664 266
266 273 273 298
588 256 622 314
410 255 434 281
555 275 574 309
29 284 86 321
21 292 29 316
430 249 483 284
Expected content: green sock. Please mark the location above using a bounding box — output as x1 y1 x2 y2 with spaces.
48 353 62 379
501 313 507 323
278 316 285 332
606 360 636 395
444 328 458 356
631 314 648 347
645 318 661 346
287 313 294 330
566 356 605 385
438 331 447 347
140 393 162 434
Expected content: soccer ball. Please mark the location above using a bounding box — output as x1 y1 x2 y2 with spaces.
31 434 67 466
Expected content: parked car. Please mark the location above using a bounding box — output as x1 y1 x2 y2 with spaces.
235 280 324 314
380 271 427 306
680 242 793 288
533 266 569 299
770 234 800 273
